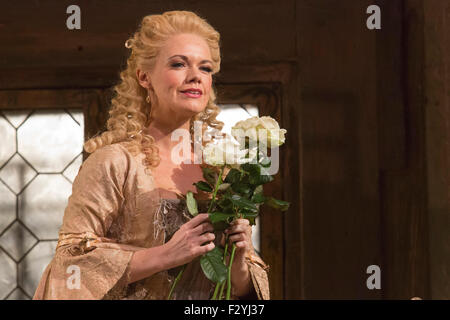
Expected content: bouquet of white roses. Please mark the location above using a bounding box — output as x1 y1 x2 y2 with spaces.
167 116 289 300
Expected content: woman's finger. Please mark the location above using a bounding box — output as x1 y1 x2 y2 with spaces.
225 223 251 235
198 232 215 245
220 232 226 247
228 233 247 244
230 218 249 227
192 221 214 235
184 213 211 229
235 241 248 249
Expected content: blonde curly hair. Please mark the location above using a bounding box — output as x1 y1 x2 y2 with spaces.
83 10 224 175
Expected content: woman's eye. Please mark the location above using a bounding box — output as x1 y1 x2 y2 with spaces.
171 62 212 73
201 67 213 73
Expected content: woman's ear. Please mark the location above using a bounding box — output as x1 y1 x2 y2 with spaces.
136 69 153 90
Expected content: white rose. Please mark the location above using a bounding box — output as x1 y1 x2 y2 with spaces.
231 116 287 148
257 116 287 147
233 116 260 130
202 138 249 167
258 116 279 130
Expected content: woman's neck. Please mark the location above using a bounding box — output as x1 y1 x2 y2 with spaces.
144 117 192 161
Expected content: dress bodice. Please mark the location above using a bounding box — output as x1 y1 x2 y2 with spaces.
158 198 221 300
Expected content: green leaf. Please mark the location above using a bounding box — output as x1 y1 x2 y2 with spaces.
200 247 228 283
241 211 259 225
265 197 290 211
250 173 274 186
186 191 198 216
216 197 234 213
254 185 263 193
224 168 241 184
254 166 274 185
202 167 218 186
251 185 264 203
217 183 231 191
209 212 234 230
259 165 272 176
241 163 260 177
259 156 271 168
251 192 265 204
231 181 251 195
241 163 274 186
227 194 258 213
193 181 213 193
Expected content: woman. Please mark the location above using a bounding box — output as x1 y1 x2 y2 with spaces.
33 10 269 300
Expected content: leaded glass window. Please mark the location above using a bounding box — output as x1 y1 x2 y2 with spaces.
0 109 84 299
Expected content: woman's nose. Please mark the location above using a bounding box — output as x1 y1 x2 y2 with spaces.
186 67 202 83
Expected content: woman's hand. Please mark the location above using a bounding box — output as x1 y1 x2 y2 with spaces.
222 218 253 263
222 218 256 297
163 213 215 269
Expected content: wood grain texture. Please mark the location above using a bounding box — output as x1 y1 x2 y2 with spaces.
0 0 296 89
297 0 381 299
422 0 450 299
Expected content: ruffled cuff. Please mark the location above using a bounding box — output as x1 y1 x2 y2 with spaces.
34 231 143 300
245 255 270 300
102 253 134 300
230 254 270 300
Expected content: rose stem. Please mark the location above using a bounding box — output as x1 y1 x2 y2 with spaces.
216 235 230 300
167 264 186 300
211 280 221 300
226 243 237 300
207 166 225 213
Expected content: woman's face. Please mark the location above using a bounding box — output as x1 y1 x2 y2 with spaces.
142 33 213 120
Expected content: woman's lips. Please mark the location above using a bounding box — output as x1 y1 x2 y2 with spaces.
180 91 202 98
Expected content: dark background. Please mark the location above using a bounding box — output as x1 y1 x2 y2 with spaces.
0 0 448 299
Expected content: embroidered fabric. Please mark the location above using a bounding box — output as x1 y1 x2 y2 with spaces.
32 142 270 300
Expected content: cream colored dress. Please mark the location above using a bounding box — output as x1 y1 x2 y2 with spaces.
33 142 270 300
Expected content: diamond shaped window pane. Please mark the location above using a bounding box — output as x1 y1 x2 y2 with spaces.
0 154 37 194
62 154 83 183
0 115 16 168
6 287 30 300
0 249 17 299
19 174 72 239
0 221 38 261
0 181 16 234
67 109 84 128
18 241 57 297
18 110 84 172
1 108 84 299
2 109 31 128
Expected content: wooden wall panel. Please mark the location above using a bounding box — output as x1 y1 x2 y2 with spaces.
0 0 296 89
375 0 430 299
422 0 450 299
297 0 381 299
